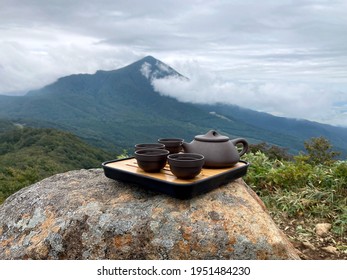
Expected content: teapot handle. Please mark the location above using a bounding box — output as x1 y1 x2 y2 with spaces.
231 138 249 157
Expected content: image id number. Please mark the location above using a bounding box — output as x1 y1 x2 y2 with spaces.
191 266 251 276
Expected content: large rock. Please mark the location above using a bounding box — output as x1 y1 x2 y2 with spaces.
0 169 299 259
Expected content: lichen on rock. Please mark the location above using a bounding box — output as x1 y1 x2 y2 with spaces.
0 168 299 260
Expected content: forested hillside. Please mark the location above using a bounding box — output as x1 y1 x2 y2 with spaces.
0 124 113 203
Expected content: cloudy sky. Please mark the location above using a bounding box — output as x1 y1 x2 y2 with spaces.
1 0 347 126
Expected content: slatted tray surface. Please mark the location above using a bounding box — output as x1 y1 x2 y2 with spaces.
102 157 249 199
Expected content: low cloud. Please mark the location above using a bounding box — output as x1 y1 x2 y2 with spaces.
152 68 347 127
0 30 139 93
140 62 152 79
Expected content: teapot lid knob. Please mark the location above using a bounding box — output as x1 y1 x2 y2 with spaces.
194 130 229 142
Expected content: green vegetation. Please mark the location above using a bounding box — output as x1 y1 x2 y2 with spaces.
243 138 347 237
303 136 341 165
1 115 346 246
248 141 293 161
0 125 113 203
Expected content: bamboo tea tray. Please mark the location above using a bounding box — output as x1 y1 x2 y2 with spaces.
102 157 249 199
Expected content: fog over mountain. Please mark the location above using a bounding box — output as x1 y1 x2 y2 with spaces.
151 65 347 127
1 0 347 126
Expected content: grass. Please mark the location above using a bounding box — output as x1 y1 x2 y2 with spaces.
242 151 347 237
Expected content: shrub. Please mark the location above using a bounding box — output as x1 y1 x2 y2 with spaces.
243 151 347 235
303 136 341 165
248 142 293 161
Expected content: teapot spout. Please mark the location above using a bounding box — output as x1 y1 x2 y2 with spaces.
181 141 192 153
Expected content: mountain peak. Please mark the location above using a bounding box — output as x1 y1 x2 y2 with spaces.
140 55 158 64
125 55 186 80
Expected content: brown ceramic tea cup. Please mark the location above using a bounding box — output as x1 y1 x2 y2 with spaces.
134 148 169 173
135 143 165 151
158 138 184 154
167 153 205 179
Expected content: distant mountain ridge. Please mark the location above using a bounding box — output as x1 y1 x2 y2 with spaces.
196 103 347 155
0 56 346 156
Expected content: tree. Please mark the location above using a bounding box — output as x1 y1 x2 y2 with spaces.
248 142 293 161
303 137 340 165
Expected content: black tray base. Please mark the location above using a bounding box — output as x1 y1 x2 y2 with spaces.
102 158 249 199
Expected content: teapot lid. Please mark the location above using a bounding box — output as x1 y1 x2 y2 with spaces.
194 130 229 142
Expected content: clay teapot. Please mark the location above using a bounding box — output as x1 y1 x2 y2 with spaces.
182 130 248 168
